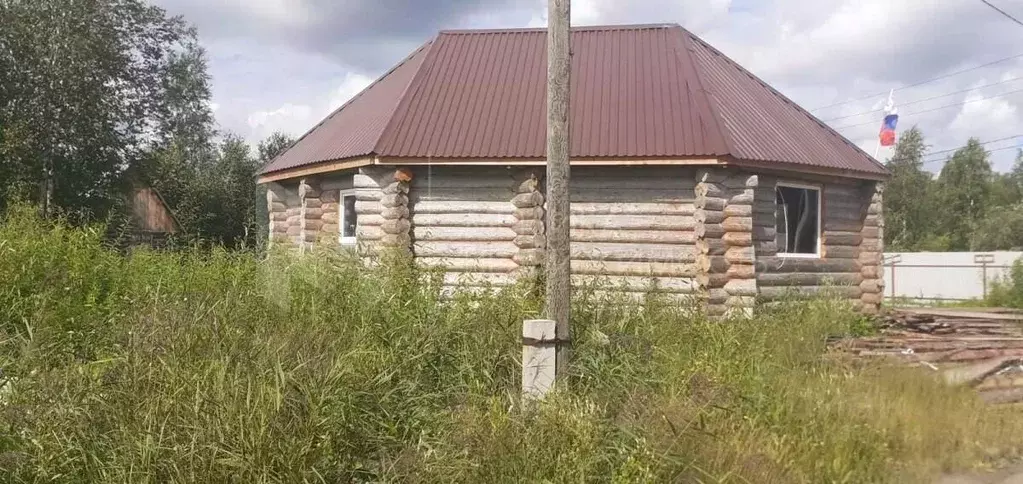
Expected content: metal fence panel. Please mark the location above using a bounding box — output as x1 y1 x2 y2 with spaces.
883 252 1022 301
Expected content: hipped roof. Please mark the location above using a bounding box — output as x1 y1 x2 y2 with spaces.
261 24 887 179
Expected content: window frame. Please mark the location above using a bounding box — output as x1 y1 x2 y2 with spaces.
775 181 822 259
339 190 358 246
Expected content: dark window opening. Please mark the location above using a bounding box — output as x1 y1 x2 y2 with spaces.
341 194 357 242
776 185 820 255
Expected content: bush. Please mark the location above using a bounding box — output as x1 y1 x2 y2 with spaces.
1 206 1021 483
987 258 1023 308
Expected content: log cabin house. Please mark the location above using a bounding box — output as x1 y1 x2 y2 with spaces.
257 24 889 316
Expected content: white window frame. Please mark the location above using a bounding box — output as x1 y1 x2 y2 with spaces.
339 190 358 246
775 182 822 259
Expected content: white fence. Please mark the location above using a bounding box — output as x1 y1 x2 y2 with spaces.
883 252 1023 302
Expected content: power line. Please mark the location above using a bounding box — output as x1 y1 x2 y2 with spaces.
820 76 1023 122
921 134 1023 159
809 52 1023 112
980 0 1023 28
923 144 1022 164
832 87 1023 130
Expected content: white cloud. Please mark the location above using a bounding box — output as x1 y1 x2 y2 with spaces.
326 73 374 115
246 103 314 141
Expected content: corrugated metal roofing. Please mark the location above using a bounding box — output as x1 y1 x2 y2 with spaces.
261 24 887 177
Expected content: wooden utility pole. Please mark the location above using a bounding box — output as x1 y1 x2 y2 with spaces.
545 0 571 380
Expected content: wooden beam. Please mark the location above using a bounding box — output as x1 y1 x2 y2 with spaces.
257 157 374 184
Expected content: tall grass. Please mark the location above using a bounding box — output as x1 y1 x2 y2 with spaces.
0 205 1021 483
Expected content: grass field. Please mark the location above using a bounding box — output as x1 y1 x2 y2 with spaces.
1 206 1021 483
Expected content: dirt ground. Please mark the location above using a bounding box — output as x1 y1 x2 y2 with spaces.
937 463 1023 484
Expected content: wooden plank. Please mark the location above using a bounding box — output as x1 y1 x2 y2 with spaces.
410 187 514 202
569 202 695 216
410 200 513 214
417 257 518 273
413 213 516 227
414 241 518 258
570 229 695 244
571 274 697 293
758 257 860 273
571 215 695 231
571 243 697 263
571 260 697 277
413 226 516 241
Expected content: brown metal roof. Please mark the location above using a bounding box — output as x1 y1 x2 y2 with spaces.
261 24 887 177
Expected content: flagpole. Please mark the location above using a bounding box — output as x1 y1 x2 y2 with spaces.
874 89 894 160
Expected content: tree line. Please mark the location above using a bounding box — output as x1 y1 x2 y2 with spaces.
884 127 1023 252
0 0 294 248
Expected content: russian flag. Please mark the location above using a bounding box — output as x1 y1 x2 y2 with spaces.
879 113 898 146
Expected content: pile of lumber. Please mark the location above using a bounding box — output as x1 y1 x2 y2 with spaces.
830 308 1023 404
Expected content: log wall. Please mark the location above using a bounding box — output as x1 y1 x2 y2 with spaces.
754 175 880 311
569 167 698 298
409 167 520 291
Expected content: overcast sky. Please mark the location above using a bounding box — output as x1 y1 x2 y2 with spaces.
152 0 1023 172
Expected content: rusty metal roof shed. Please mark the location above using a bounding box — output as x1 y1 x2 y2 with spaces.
261 24 887 178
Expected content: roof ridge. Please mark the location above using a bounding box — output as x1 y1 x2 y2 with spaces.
438 23 679 35
685 33 887 171
259 39 434 173
671 26 733 157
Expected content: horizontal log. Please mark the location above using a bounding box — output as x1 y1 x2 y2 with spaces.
724 204 752 217
354 173 381 189
823 184 865 199
380 193 409 208
696 273 729 289
354 200 381 215
515 207 544 220
412 187 515 202
270 201 288 212
410 200 513 214
726 263 755 279
824 219 864 232
571 275 697 294
571 243 696 263
570 202 696 216
304 208 324 220
725 296 757 309
860 279 883 294
758 285 862 301
442 271 518 287
758 257 860 273
380 219 411 235
271 212 288 222
357 226 383 240
417 257 518 273
513 234 545 249
696 197 726 211
822 232 862 247
513 220 544 236
304 220 324 231
355 190 383 202
707 287 728 304
696 169 728 184
697 255 729 274
413 213 516 227
357 214 384 227
514 174 540 193
858 251 881 265
860 239 882 252
725 278 757 296
861 226 880 239
413 241 518 259
695 209 725 224
727 191 754 205
754 241 778 256
570 191 694 204
722 217 753 232
320 224 339 234
571 215 695 231
286 226 301 236
512 191 543 208
861 265 881 279
573 173 697 191
823 246 858 259
725 246 755 265
381 206 410 220
863 215 880 228
413 226 516 242
319 190 339 203
571 260 697 278
861 292 883 305
757 272 863 287
321 202 339 212
722 232 752 247
694 224 725 239
514 249 544 266
382 181 410 195
694 183 724 199
753 225 777 241
572 229 695 245
696 238 727 256
410 173 513 189
380 233 411 247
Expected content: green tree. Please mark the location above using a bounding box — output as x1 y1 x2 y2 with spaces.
883 126 938 250
257 132 295 165
937 138 993 250
970 204 1023 251
0 0 202 218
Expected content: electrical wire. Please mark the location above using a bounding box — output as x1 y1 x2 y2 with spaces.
922 144 1022 164
919 134 1023 159
809 52 1023 112
820 76 1023 122
832 87 1023 131
980 0 1023 28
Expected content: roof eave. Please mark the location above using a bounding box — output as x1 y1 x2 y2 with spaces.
721 155 890 182
257 156 376 184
